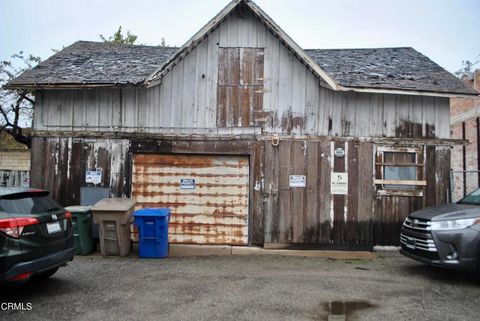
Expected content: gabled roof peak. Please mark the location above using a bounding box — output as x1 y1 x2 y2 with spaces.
143 0 339 91
5 0 478 97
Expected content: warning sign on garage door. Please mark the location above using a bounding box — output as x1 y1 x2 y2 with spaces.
180 179 196 189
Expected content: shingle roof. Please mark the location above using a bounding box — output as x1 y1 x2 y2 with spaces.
7 41 178 87
304 47 478 95
6 41 477 96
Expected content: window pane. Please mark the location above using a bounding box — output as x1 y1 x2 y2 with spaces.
383 152 415 164
384 165 417 190
0 196 61 215
384 152 395 163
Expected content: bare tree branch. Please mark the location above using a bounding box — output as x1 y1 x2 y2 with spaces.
0 52 40 147
18 90 35 104
0 104 14 126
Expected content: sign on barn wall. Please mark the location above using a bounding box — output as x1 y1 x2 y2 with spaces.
289 175 306 188
85 170 102 184
331 172 348 195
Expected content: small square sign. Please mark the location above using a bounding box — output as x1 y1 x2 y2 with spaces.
180 179 196 189
86 170 102 184
289 175 306 188
331 172 348 195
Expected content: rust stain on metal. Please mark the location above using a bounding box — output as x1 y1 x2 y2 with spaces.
134 154 215 167
132 154 249 245
130 171 248 178
132 191 248 198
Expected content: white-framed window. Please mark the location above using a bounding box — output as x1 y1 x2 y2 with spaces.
374 146 426 196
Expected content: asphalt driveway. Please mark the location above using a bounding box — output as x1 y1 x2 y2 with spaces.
1 251 479 321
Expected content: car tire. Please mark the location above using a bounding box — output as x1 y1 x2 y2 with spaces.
32 268 59 281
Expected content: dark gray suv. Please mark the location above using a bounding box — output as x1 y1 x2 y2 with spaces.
400 188 480 274
0 187 74 284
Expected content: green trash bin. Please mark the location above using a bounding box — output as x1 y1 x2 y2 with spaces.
65 206 95 255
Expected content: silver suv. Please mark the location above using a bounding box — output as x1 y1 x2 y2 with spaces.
400 188 480 274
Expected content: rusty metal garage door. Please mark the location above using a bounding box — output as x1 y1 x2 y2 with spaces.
132 154 249 245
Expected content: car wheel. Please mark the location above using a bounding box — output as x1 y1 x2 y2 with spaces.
32 268 59 281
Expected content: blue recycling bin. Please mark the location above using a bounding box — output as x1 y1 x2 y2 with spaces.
133 208 171 258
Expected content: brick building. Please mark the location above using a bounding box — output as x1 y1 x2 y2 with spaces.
451 70 480 201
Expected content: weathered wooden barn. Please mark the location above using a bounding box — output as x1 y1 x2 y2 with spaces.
6 0 477 248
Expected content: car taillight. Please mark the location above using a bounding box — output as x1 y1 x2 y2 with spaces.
0 217 39 238
9 272 33 282
65 211 72 219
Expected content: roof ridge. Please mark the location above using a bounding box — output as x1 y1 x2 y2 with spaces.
304 47 414 51
73 40 179 49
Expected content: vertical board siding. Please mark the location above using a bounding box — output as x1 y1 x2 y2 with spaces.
30 137 129 206
264 140 374 246
263 140 450 246
30 138 451 246
357 142 374 244
371 146 450 245
35 5 450 139
217 47 264 127
332 141 346 243
251 141 265 245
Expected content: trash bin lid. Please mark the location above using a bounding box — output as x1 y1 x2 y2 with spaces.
133 208 171 217
65 205 92 214
91 198 136 212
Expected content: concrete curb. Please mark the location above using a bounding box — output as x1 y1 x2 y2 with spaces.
373 246 400 252
169 244 377 260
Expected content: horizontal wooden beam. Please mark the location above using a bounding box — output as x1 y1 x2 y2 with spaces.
376 145 423 153
3 83 133 90
337 84 479 99
375 163 423 167
374 179 427 186
32 130 259 141
376 189 424 197
32 130 469 147
259 135 468 146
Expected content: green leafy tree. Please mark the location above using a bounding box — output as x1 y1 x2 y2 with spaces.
100 26 138 44
0 52 41 148
99 26 170 47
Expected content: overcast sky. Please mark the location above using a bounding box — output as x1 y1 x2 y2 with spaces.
1 0 479 73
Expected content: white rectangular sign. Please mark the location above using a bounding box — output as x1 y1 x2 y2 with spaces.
86 170 102 184
289 175 306 188
331 172 348 195
180 178 196 189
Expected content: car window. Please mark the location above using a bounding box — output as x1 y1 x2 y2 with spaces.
457 188 480 205
0 195 62 216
